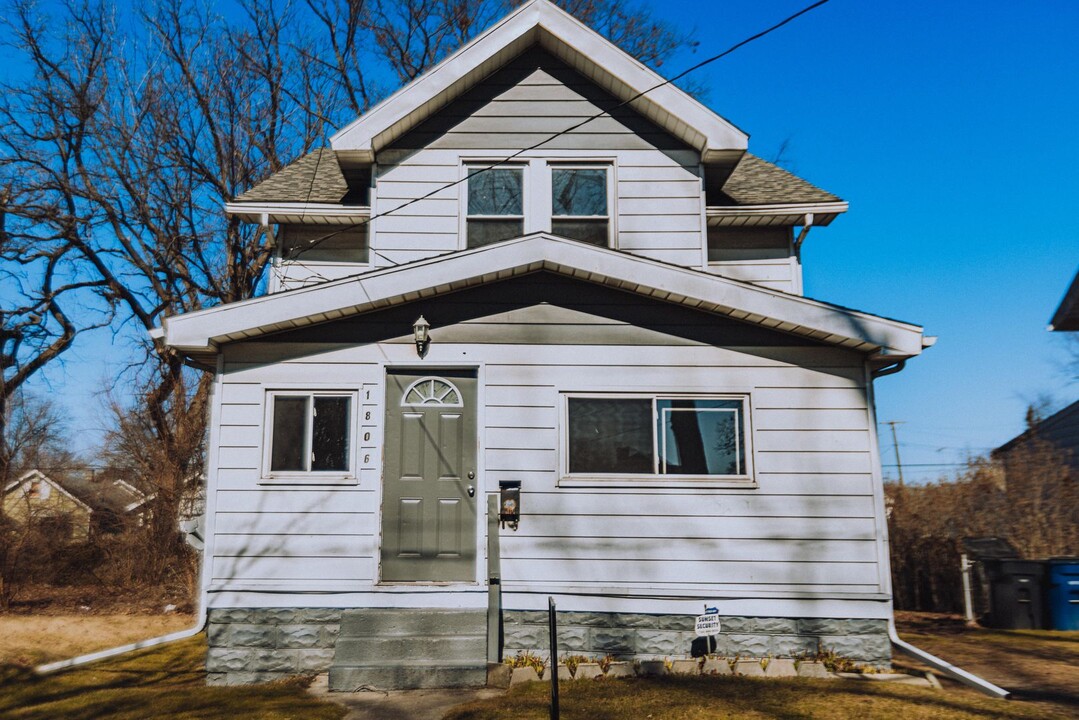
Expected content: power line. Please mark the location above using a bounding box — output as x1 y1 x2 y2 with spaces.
283 0 834 264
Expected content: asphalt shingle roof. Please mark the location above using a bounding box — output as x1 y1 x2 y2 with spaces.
716 154 842 206
235 149 348 204
232 149 840 208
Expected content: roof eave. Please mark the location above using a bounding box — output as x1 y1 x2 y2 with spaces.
330 0 747 160
1049 268 1079 331
162 234 924 359
707 201 849 227
225 201 371 225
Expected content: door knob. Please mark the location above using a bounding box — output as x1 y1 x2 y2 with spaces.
467 485 475 497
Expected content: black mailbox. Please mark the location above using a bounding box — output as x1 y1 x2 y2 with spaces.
499 480 521 530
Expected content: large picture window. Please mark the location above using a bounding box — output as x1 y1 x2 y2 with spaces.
566 395 751 481
267 392 354 475
466 166 524 247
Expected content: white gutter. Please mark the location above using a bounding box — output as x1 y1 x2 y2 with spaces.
888 618 1010 699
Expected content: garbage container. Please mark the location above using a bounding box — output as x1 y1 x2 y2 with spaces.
1047 558 1079 631
983 559 1046 630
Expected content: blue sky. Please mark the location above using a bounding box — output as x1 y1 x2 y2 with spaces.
25 0 1079 481
649 0 1079 481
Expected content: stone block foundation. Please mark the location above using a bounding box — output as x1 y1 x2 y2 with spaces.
206 608 891 685
503 612 891 667
206 608 342 685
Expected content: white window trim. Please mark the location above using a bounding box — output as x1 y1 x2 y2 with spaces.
459 158 617 250
548 162 615 248
559 392 756 489
461 163 527 249
260 389 360 486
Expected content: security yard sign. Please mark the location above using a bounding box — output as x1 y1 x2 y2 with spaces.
695 606 722 636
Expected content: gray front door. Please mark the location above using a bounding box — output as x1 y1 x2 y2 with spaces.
381 369 477 582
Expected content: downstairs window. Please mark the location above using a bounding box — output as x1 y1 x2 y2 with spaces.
565 395 752 483
266 392 354 476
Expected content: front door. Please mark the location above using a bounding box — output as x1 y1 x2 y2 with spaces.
381 369 478 582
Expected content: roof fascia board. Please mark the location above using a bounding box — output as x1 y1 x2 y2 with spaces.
707 202 849 217
163 235 923 357
225 202 371 223
330 0 746 158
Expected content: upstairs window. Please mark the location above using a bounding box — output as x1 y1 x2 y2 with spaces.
466 166 524 248
268 392 353 474
551 166 609 246
565 395 751 482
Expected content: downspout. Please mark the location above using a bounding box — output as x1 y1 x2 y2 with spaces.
36 351 221 676
871 359 906 379
35 608 208 675
869 355 1009 699
888 618 1010 699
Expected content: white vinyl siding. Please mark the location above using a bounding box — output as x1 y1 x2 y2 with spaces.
370 47 704 268
206 297 884 615
707 226 801 294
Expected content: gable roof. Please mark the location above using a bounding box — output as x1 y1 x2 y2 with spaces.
4 469 148 515
330 0 746 164
161 234 924 362
4 470 93 514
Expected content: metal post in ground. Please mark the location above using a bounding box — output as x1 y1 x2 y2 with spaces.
548 596 559 720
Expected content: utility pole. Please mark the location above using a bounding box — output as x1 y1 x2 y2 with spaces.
884 421 905 486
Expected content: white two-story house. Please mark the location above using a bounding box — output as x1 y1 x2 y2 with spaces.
161 0 929 688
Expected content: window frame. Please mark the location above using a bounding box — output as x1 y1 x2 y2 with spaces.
459 158 616 250
548 163 614 247
463 163 527 249
559 392 756 488
260 389 359 485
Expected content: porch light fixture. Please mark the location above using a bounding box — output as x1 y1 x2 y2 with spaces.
413 315 431 358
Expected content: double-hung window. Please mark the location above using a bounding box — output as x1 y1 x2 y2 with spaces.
466 166 524 248
564 395 752 484
551 166 610 246
266 392 354 477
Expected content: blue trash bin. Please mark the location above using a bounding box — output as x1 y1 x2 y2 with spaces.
1047 558 1079 631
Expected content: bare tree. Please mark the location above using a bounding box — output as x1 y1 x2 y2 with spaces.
0 393 78 608
0 0 694 589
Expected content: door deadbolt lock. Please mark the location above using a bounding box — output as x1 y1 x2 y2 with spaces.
467 470 475 479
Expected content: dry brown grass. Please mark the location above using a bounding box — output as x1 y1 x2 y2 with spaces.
0 635 345 720
894 612 1079 716
445 674 1066 720
0 614 195 666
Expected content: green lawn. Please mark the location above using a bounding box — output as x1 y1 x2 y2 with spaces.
445 675 1070 720
0 636 345 720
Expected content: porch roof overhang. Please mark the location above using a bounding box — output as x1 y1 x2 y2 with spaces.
706 202 849 228
223 201 370 227
161 234 925 363
329 0 747 166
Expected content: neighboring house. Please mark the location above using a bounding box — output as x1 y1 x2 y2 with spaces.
1 469 149 542
1049 267 1079 332
160 0 929 688
995 268 1079 471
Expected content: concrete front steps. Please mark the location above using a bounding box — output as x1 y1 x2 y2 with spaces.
329 608 488 691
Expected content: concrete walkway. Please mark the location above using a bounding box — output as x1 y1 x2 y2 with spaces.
307 674 506 720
